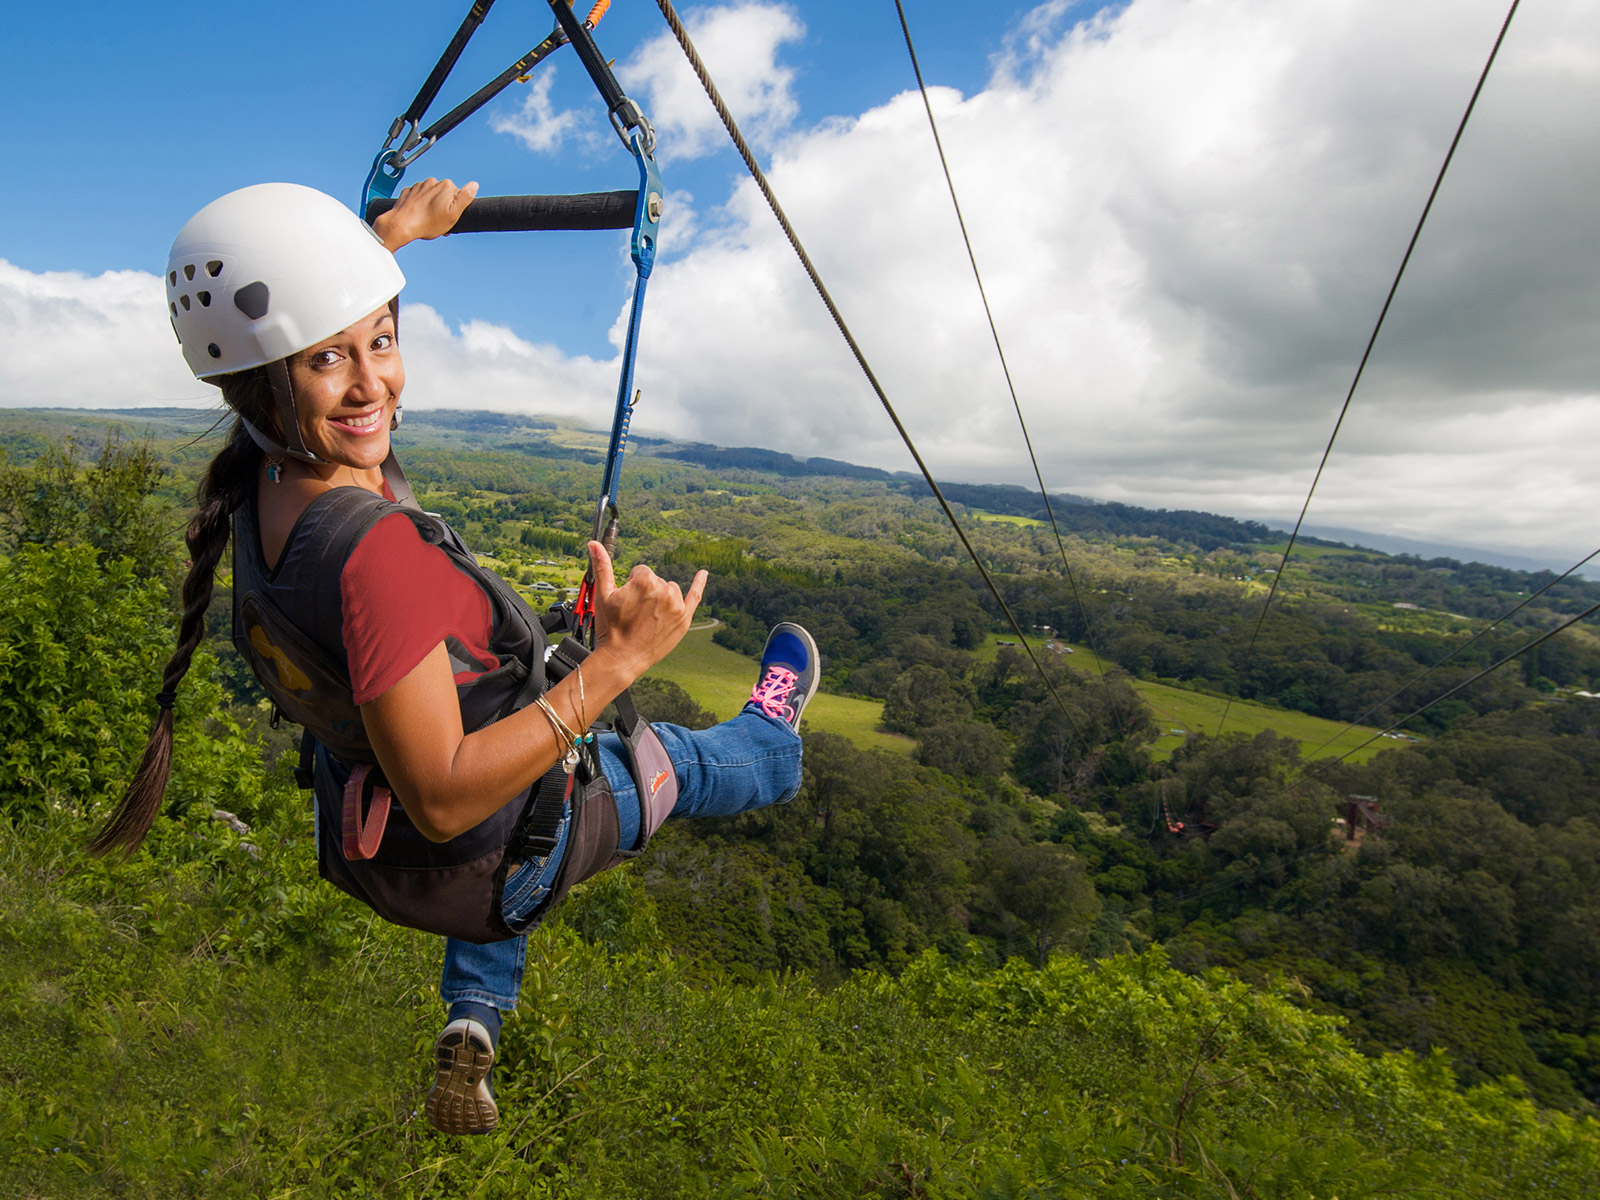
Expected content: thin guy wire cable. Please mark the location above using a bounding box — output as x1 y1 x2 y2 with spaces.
1125 574 1597 925
652 0 1090 747
1165 594 1600 859
892 0 1113 686
1304 593 1600 773
1214 0 1522 737
1298 542 1600 765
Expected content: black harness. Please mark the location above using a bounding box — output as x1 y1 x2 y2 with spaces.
232 460 674 943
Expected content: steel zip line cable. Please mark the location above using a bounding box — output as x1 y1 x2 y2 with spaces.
892 0 1114 687
1214 0 1522 738
651 0 1091 748
1298 543 1600 765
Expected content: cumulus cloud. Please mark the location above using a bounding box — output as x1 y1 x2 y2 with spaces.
618 2 804 159
0 260 208 408
619 0 1600 564
490 70 581 155
396 302 614 417
6 0 1599 569
0 255 615 421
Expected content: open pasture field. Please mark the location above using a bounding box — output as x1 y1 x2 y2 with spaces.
976 634 1389 763
647 626 914 755
1134 679 1389 763
970 509 1046 528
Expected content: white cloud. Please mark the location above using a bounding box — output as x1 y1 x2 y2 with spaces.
490 69 583 155
0 260 208 408
7 0 1600 571
618 2 804 160
618 0 1600 565
396 302 614 417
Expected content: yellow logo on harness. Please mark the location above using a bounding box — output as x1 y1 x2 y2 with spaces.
249 625 313 691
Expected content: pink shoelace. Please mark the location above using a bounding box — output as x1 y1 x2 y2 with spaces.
750 666 799 721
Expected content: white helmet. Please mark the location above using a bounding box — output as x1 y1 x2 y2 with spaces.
166 182 405 379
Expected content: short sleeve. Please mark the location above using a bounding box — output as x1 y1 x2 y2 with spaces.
341 513 496 705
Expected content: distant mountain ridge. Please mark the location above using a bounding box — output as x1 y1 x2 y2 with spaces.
1298 523 1589 579
6 406 1581 572
649 443 1281 551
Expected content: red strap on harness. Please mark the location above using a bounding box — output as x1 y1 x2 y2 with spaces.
574 576 595 629
342 763 392 861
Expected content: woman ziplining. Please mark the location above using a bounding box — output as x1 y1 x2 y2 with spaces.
89 175 822 1137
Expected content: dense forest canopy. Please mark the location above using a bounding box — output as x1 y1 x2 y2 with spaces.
2 408 1597 1193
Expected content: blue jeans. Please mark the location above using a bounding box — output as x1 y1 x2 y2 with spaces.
439 704 802 1011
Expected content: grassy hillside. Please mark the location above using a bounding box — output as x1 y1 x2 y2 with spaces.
691 613 1392 765
1132 679 1388 762
4 823 1596 1199
657 625 1380 767
976 635 1388 763
648 625 914 755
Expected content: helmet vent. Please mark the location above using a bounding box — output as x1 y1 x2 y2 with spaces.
168 271 177 287
207 344 222 359
206 260 224 277
183 264 196 281
179 294 191 311
233 281 270 320
197 291 212 308
169 302 177 317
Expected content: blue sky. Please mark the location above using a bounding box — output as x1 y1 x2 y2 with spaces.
4 1 1599 569
2 0 1073 356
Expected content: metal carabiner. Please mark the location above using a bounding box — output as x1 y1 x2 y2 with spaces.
609 98 657 158
359 131 441 218
361 149 405 217
393 131 439 171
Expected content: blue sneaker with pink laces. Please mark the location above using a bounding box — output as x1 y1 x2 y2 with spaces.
747 623 820 733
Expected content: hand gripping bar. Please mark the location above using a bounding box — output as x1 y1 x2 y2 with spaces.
364 191 635 233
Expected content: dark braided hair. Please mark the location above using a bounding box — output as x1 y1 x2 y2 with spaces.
89 368 275 856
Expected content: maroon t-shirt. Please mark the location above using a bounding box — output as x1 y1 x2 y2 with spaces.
341 512 499 705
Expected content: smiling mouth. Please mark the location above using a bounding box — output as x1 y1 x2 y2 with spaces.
331 409 386 433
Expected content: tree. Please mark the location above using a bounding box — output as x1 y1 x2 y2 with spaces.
627 677 717 730
0 541 258 827
983 837 1100 965
882 663 974 735
0 434 176 585
915 719 1009 782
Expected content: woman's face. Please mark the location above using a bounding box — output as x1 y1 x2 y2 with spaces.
286 304 405 469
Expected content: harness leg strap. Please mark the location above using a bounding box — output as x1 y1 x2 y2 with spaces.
343 764 393 861
545 636 675 851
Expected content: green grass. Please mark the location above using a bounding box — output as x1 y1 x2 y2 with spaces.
971 509 1046 527
974 631 1107 672
974 634 1388 763
9 842 1593 1199
1254 540 1366 560
661 626 1384 765
648 626 914 755
1133 679 1388 763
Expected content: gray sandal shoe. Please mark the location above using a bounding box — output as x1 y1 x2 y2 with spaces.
425 1017 498 1135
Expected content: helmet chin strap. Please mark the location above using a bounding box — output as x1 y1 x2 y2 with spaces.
262 358 325 465
238 416 296 460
